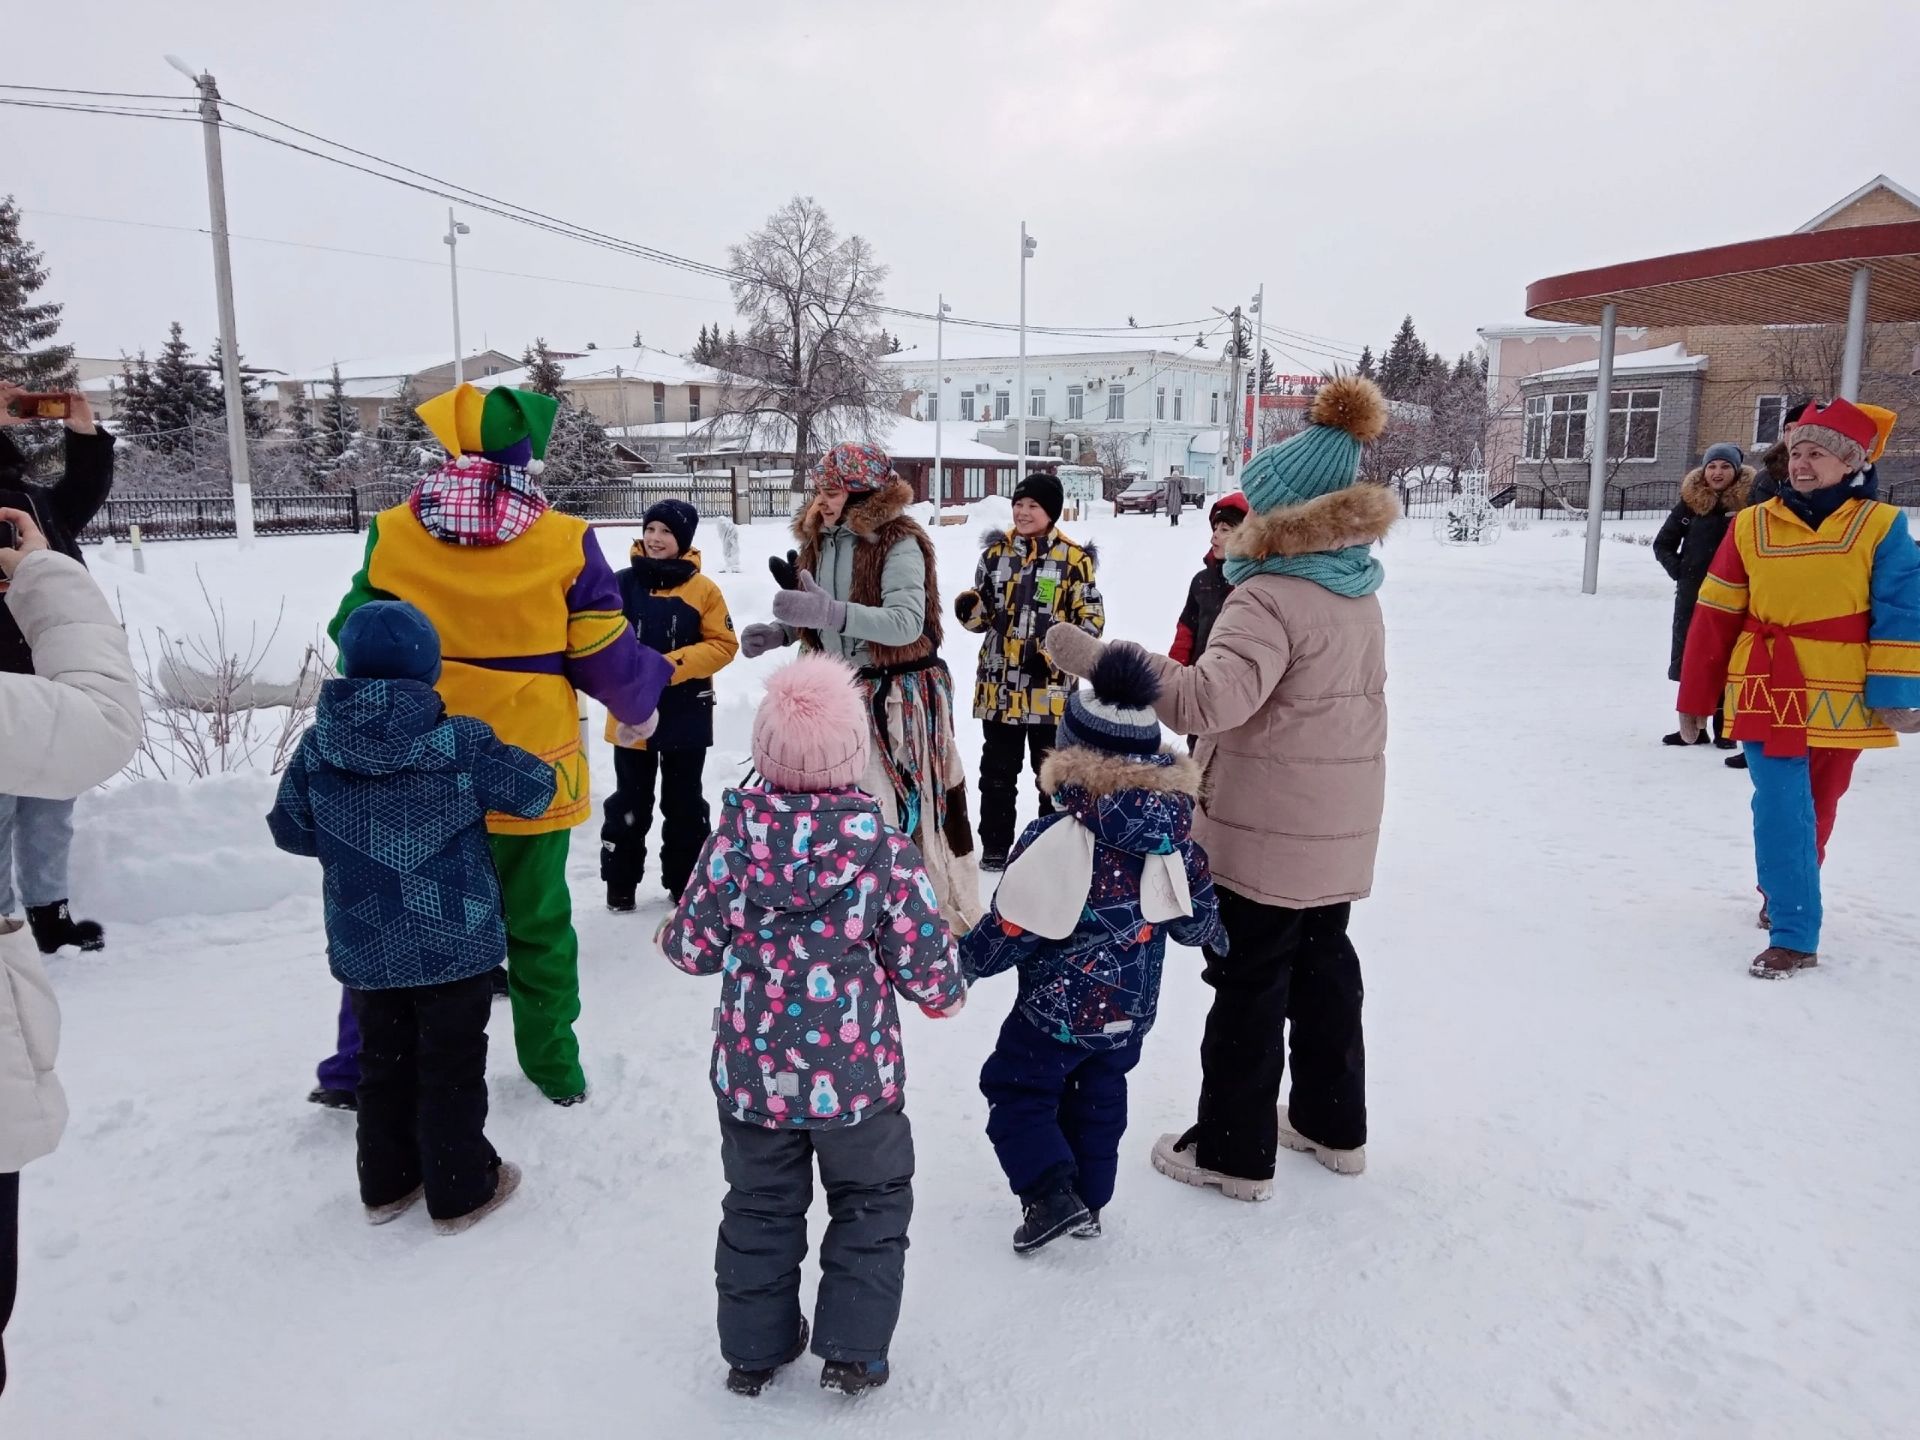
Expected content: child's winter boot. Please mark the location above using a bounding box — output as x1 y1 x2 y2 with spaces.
432 1160 523 1236
820 1358 890 1396
1013 1181 1092 1254
726 1319 810 1397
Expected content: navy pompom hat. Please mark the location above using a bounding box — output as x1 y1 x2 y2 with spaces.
338 600 442 684
1057 641 1164 757
643 498 699 555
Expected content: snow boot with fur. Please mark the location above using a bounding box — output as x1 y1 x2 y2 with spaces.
432 1160 522 1236
1750 946 1817 980
726 1318 810 1397
820 1359 890 1396
1149 1130 1272 1203
27 901 104 955
365 1184 423 1226
1277 1109 1366 1176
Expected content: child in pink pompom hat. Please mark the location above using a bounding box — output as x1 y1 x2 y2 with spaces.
661 652 965 1397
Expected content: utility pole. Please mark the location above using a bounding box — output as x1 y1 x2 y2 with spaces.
167 56 254 547
1248 284 1265 461
1224 305 1244 480
445 209 471 385
934 295 950 520
1018 223 1036 483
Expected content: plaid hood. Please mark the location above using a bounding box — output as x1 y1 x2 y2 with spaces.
410 455 550 547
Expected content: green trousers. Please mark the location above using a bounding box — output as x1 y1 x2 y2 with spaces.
491 830 584 1100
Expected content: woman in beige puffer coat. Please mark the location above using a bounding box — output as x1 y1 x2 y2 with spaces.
1046 377 1396 1204
0 505 140 1393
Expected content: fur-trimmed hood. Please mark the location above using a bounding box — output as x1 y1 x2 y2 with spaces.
1681 464 1754 516
792 476 915 545
1041 746 1202 804
1229 481 1401 563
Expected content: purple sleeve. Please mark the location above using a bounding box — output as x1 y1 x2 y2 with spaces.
564 533 673 725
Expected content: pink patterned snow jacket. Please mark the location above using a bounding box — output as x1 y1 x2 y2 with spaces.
663 786 966 1130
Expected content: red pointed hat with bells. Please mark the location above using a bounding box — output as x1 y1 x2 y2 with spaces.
1791 397 1880 472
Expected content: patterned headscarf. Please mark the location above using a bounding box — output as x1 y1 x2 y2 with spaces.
809 441 895 494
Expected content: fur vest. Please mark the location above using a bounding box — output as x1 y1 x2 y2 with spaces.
793 478 944 671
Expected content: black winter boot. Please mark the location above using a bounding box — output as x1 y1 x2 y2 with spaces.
978 850 1008 874
820 1358 890 1395
307 1085 358 1111
607 884 637 914
1726 752 1749 771
26 902 104 955
727 1318 810 1397
1013 1183 1092 1254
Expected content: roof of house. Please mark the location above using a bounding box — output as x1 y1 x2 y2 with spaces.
1527 343 1707 380
878 329 1234 371
1796 175 1920 234
476 345 741 391
679 414 1017 464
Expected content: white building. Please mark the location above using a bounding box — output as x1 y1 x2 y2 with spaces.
878 334 1236 491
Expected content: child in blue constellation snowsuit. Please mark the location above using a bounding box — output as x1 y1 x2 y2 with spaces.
961 640 1226 1253
661 652 966 1397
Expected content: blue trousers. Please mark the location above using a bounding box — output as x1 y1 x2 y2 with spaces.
1747 743 1859 955
979 1010 1145 1210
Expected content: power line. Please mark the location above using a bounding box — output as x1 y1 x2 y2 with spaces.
0 82 187 101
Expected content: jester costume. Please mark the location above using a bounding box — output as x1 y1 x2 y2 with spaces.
1679 397 1920 970
321 385 672 1100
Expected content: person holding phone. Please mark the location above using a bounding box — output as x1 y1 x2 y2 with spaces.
0 384 117 955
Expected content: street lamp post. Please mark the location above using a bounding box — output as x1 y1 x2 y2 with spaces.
1018 223 1037 483
165 54 255 547
1248 284 1265 460
445 209 471 385
934 295 950 520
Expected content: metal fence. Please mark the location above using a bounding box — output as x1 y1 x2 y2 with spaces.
79 476 800 545
1398 475 1682 521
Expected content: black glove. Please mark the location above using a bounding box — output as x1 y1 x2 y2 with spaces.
954 590 981 625
768 550 801 591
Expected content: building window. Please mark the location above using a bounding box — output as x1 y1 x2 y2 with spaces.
1174 388 1184 421
1029 388 1046 418
1107 384 1126 421
1523 392 1590 462
964 466 986 499
653 382 666 425
995 390 1010 419
1156 386 1167 420
1067 385 1084 420
1210 391 1220 423
688 385 702 422
960 392 976 421
1754 394 1790 447
928 395 940 421
998 468 1017 496
1025 441 1042 456
1608 388 1661 460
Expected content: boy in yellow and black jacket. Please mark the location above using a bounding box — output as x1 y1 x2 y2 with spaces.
954 472 1104 869
601 499 738 909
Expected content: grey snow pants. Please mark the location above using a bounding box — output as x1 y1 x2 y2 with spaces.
715 1105 915 1368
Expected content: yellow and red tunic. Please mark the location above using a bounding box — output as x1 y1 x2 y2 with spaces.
1679 496 1920 755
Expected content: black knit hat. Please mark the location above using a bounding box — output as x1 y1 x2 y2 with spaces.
643 498 699 555
1012 472 1064 526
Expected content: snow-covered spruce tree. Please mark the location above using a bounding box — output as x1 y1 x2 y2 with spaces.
0 195 77 468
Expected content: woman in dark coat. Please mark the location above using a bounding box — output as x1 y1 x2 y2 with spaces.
1653 443 1750 752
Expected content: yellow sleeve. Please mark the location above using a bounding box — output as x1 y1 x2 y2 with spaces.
665 576 739 683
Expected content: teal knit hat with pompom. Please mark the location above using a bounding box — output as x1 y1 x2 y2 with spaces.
1241 375 1389 514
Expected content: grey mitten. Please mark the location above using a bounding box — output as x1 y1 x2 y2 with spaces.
1879 707 1920 734
770 570 849 633
739 622 793 659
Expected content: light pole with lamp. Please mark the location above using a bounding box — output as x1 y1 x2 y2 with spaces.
165 54 255 547
445 209 471 384
934 295 950 521
1248 284 1265 460
1018 223 1036 483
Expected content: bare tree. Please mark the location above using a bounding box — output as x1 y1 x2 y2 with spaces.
1760 324 1846 403
1092 431 1134 498
724 196 894 480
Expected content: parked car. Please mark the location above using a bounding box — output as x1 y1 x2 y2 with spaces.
1113 474 1163 515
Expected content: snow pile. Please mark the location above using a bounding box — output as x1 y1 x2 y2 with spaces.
67 773 314 923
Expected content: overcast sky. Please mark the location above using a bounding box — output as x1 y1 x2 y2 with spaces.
9 0 1919 380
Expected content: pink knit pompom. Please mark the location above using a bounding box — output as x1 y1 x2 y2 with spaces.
753 654 871 792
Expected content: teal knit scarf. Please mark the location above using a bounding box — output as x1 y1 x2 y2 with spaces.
1223 543 1384 597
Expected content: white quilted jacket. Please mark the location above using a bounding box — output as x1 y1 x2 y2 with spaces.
0 549 141 1170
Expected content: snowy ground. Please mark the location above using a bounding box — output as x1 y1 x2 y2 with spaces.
17 506 1920 1438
